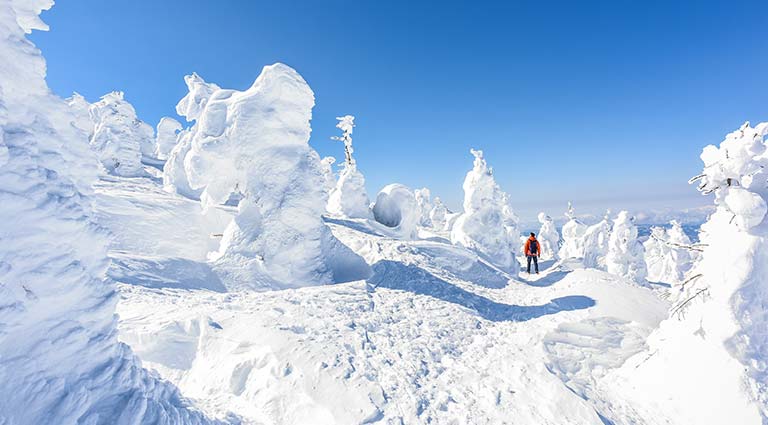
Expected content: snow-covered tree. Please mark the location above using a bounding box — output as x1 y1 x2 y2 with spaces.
177 64 364 289
604 210 647 282
372 183 420 239
88 91 155 176
582 210 612 269
415 187 433 227
320 156 337 196
451 149 519 269
537 212 560 261
558 202 587 259
155 116 182 160
0 3 214 422
667 220 698 267
430 196 449 230
327 115 371 218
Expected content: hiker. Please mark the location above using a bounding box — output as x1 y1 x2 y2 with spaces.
524 232 540 274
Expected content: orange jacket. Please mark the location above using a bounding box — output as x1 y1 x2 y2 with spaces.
524 236 540 257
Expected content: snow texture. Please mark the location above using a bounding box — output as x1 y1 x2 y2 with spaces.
451 149 520 269
537 212 560 260
558 202 587 259
0 3 218 423
604 211 647 283
581 211 612 269
372 183 420 239
155 116 183 160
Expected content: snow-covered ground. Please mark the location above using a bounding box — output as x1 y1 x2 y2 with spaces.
94 173 669 424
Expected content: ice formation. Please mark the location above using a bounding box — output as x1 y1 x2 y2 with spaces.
536 212 560 260
372 183 420 239
155 116 183 160
450 149 519 269
604 211 647 282
89 91 155 176
173 64 365 289
0 3 216 423
558 202 587 259
327 115 371 218
581 210 612 269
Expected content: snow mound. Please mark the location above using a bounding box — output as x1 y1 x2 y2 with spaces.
372 183 419 239
89 91 155 176
558 202 587 259
0 3 219 423
537 212 560 260
604 211 647 283
450 149 519 269
155 116 183 160
172 63 367 289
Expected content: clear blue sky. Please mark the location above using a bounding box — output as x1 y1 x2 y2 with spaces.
32 0 768 222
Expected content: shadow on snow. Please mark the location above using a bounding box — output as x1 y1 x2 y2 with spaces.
368 260 595 322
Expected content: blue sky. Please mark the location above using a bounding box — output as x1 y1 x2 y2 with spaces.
32 0 768 222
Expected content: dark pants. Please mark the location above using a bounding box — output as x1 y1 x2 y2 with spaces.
527 255 539 273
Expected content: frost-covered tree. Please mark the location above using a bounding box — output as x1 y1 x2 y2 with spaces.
320 156 337 196
604 210 647 282
430 196 449 230
415 187 433 227
558 202 587 259
537 212 560 261
451 149 519 269
0 3 215 423
643 221 695 284
155 116 182 160
582 210 612 269
89 91 155 176
177 64 365 289
667 220 698 267
327 115 371 218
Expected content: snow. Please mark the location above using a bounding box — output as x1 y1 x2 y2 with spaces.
604 211 647 283
537 212 560 260
371 183 420 239
89 91 156 176
581 210 611 269
429 196 449 230
414 187 433 227
558 202 588 259
643 221 694 284
327 115 371 218
450 149 520 269
155 116 183 160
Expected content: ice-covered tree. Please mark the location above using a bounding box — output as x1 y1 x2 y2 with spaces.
372 183 420 239
0 3 215 422
537 212 560 261
415 187 433 227
558 202 587 259
88 91 155 176
667 220 698 267
155 116 182 160
320 156 337 196
451 149 519 269
582 210 612 269
177 64 365 289
643 221 695 284
327 115 371 218
604 210 647 282
430 196 449 230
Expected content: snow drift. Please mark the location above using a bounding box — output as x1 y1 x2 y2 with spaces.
0 3 217 423
450 149 519 269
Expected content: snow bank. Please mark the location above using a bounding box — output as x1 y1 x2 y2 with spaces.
581 211 611 269
155 116 183 160
172 64 366 289
537 212 560 260
558 202 587 259
450 149 519 269
372 183 419 239
609 121 768 423
0 3 217 423
89 91 155 176
604 211 647 282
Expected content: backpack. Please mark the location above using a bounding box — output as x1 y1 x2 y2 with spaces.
529 239 538 254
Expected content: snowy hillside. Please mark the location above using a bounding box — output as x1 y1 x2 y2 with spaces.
2 2 768 425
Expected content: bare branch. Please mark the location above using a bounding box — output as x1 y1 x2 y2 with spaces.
671 287 709 319
649 233 707 252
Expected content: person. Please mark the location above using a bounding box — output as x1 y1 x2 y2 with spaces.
524 232 540 274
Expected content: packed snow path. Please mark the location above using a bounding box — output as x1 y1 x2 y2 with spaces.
97 176 669 424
